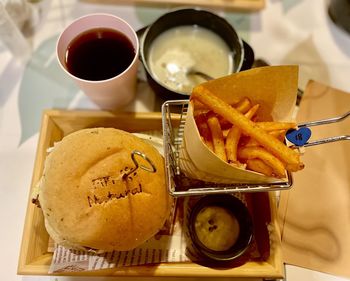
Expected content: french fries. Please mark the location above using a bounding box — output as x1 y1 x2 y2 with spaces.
256 122 297 131
235 97 251 114
191 85 304 173
238 146 286 178
226 126 240 164
246 159 273 177
206 113 227 162
194 113 214 151
191 88 304 178
269 130 287 142
225 104 259 164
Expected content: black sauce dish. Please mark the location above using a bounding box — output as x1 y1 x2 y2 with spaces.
188 194 253 264
138 8 255 100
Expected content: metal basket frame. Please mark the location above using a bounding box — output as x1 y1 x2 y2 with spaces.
161 100 293 197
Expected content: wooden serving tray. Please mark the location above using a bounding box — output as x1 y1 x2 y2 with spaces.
84 0 265 11
18 109 283 277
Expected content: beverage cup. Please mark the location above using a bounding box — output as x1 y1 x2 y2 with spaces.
56 14 139 110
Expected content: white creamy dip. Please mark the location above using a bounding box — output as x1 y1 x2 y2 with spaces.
147 25 233 94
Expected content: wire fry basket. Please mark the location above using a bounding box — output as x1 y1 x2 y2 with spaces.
161 100 293 197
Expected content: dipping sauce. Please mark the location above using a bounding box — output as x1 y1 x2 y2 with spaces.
65 28 135 81
194 205 240 251
147 25 233 94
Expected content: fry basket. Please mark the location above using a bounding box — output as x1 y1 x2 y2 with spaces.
161 100 293 197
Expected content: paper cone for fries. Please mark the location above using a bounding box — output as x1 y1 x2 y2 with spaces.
179 65 299 184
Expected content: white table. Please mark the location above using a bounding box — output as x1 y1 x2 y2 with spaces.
1 0 350 280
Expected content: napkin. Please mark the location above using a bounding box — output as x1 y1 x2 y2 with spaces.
278 80 350 278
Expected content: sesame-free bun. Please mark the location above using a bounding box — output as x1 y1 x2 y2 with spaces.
37 128 171 251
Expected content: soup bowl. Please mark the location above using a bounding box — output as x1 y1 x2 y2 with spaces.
138 8 254 100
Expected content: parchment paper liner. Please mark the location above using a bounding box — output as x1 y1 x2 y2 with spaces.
179 65 299 184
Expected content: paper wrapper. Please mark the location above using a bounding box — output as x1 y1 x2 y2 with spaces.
49 194 271 273
48 199 188 273
180 65 299 184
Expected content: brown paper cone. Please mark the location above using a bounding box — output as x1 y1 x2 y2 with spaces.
179 65 299 184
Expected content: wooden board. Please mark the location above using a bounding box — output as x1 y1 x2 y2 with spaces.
83 0 265 11
18 109 283 277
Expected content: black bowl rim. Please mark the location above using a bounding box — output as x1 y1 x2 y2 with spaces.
188 194 253 262
139 7 245 97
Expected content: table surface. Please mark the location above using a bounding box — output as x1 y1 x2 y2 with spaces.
1 0 350 280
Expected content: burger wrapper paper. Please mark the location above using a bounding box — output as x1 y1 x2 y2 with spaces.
179 65 299 184
48 196 269 273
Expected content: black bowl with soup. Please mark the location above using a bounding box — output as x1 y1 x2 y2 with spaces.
138 8 254 100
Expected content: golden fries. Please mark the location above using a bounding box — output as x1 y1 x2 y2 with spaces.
238 146 286 178
194 113 214 151
269 130 286 142
245 104 260 119
235 97 251 114
225 104 259 164
191 85 304 172
256 122 297 131
244 137 260 147
213 97 255 129
246 159 273 177
206 113 227 162
245 130 286 147
226 126 240 163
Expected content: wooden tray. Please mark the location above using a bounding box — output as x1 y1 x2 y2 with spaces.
18 109 283 277
84 0 265 11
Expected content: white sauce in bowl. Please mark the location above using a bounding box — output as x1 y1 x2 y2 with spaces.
147 25 233 94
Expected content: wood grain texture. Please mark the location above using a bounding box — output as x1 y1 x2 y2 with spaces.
18 110 282 277
82 0 265 11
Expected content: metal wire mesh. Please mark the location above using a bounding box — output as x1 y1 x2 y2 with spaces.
161 100 293 197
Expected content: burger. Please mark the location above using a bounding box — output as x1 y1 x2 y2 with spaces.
32 128 171 252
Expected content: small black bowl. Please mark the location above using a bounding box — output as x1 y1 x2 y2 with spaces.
188 194 253 263
138 8 254 100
